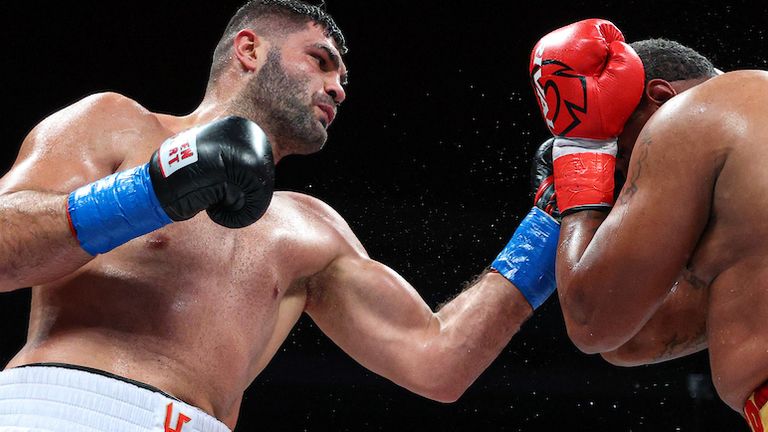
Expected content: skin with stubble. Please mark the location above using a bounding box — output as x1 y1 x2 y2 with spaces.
0 20 533 429
556 70 768 412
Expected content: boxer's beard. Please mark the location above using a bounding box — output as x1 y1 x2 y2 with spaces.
233 48 327 155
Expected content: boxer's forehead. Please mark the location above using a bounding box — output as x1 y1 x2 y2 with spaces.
284 23 345 60
282 22 348 83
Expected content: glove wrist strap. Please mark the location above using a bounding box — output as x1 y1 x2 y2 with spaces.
67 164 173 255
492 207 560 310
552 137 617 213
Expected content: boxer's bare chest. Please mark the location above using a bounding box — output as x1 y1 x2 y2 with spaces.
91 118 326 312
37 111 333 354
20 191 335 417
90 191 329 330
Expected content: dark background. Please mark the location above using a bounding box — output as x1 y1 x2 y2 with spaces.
2 1 766 431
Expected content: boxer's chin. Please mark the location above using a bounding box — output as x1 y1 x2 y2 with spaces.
277 120 328 156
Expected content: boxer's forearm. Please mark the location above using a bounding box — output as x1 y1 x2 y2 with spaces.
600 275 708 366
0 191 92 291
556 210 628 352
375 271 532 403
557 210 705 354
426 271 532 399
601 328 707 366
556 211 606 317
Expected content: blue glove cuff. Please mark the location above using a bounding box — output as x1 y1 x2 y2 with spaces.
67 163 173 255
492 207 560 310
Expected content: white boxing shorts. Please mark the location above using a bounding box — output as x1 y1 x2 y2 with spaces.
0 363 230 432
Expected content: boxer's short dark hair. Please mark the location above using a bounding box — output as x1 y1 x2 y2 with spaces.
209 0 346 80
630 39 717 84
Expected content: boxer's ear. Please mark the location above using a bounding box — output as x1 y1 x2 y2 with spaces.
646 79 677 106
233 29 263 72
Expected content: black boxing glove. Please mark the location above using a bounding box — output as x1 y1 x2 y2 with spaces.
149 116 275 228
67 116 274 255
531 137 560 221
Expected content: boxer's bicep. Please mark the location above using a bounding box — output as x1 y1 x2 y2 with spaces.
306 252 529 401
305 255 441 389
302 198 509 401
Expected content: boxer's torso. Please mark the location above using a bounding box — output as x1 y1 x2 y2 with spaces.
667 71 768 411
5 93 355 428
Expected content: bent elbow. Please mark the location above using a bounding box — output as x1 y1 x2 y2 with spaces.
431 379 470 403
0 266 25 293
600 351 646 368
565 321 629 355
415 379 467 403
405 363 473 403
560 286 635 354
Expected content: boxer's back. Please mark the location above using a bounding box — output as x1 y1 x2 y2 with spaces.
662 70 768 410
5 93 350 426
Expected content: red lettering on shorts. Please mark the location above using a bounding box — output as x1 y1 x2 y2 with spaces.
164 402 191 432
745 400 764 432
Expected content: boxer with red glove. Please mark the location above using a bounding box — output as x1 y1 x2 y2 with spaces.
529 18 645 215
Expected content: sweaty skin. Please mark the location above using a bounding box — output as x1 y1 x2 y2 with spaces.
0 24 532 429
599 273 709 366
556 70 768 412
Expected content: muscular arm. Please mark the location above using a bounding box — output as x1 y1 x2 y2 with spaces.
305 218 532 402
0 93 135 291
557 91 727 353
600 271 709 366
0 191 91 291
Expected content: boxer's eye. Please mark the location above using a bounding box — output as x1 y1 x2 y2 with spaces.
310 53 327 68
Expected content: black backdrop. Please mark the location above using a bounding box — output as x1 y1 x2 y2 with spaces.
2 1 766 431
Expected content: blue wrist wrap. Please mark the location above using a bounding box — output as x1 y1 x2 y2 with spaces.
67 163 173 255
491 207 560 310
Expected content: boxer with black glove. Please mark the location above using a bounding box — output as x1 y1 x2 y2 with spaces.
531 138 560 221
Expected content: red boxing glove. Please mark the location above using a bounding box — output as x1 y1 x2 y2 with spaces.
530 18 644 138
529 19 645 214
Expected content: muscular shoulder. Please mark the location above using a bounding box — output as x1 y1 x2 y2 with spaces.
649 71 768 148
26 92 154 146
5 92 161 193
276 191 367 257
72 91 149 116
